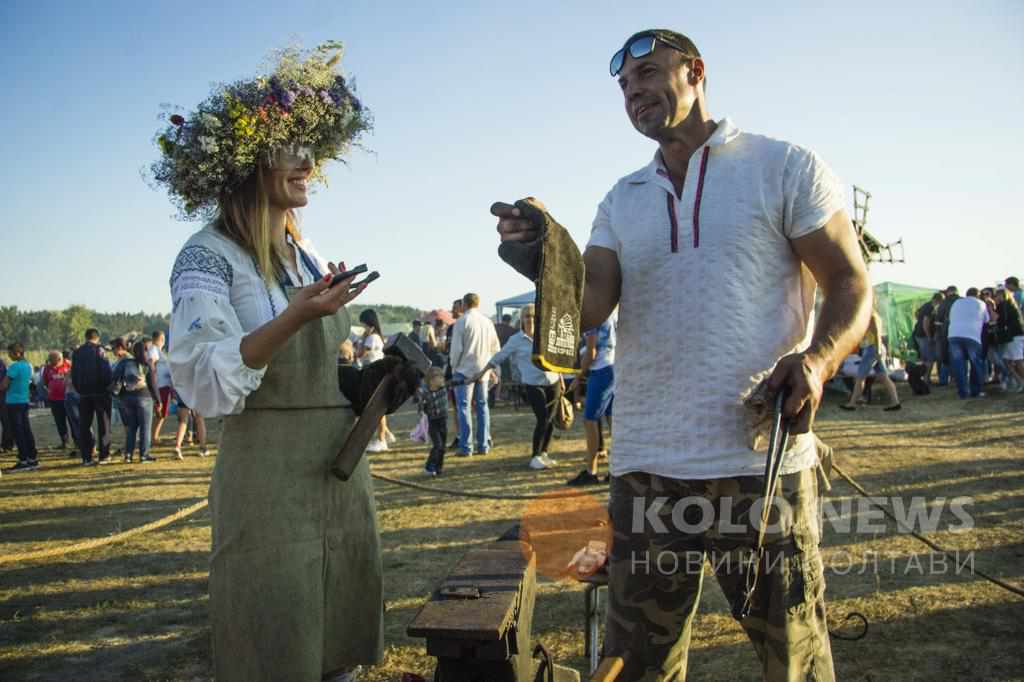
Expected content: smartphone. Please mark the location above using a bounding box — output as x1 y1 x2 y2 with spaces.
327 263 368 288
350 271 380 289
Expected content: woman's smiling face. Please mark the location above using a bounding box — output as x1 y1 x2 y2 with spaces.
263 144 315 210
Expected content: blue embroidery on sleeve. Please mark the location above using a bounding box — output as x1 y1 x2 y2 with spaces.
170 245 234 292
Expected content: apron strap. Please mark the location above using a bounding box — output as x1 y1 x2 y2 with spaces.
278 237 325 288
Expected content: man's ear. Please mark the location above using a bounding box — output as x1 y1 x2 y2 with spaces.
689 58 706 88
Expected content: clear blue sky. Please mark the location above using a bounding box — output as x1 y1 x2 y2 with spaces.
2 0 1021 315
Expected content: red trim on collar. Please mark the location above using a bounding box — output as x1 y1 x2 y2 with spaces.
692 147 710 249
666 193 679 253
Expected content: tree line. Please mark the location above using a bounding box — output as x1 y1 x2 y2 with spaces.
0 303 426 351
0 306 170 352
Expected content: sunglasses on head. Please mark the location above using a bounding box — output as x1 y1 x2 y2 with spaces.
266 143 316 170
609 34 693 77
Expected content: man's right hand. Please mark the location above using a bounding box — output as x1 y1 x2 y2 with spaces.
492 199 543 242
492 198 552 281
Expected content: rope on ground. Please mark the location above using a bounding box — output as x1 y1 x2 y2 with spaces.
370 472 606 500
1 472 603 564
831 462 1024 600
0 499 208 565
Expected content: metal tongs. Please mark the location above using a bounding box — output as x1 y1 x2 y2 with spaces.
736 388 792 619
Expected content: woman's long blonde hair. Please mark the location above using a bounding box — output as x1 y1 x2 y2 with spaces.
216 165 302 284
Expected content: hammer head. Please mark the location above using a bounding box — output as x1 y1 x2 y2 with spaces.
387 333 431 374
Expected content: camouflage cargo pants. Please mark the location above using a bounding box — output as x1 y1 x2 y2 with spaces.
605 466 834 681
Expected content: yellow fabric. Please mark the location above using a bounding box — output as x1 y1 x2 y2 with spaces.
860 324 880 349
532 352 579 375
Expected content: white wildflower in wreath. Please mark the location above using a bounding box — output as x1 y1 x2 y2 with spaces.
147 40 372 220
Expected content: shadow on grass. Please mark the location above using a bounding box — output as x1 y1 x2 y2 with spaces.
0 576 208 639
0 498 209 544
0 550 209 598
824 455 1022 492
0 620 211 681
0 471 213 499
822 543 1024 598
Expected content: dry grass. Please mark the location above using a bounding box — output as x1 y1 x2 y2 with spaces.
1 385 1023 681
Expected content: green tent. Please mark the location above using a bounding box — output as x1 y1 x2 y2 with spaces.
873 281 936 360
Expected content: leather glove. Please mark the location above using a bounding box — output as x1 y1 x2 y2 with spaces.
497 198 565 282
338 354 423 417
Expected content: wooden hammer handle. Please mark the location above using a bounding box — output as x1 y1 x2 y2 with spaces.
590 657 624 682
331 375 396 481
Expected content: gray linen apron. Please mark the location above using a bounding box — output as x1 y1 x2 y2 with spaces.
209 292 383 681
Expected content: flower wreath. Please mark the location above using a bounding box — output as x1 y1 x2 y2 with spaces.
148 41 372 220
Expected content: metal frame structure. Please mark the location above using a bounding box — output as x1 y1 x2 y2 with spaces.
852 185 905 265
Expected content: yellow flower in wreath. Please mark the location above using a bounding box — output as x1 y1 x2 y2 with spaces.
234 115 257 138
226 95 246 121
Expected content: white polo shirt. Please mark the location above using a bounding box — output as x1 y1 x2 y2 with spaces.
449 308 501 378
587 118 846 480
947 297 990 343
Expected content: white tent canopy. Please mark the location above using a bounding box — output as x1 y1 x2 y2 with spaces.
494 290 535 320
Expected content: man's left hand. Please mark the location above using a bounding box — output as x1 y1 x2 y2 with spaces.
766 352 828 434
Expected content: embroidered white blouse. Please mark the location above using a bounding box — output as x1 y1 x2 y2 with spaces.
167 224 330 418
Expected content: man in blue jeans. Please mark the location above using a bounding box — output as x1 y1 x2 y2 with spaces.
3 342 38 472
0 356 14 452
71 328 113 465
448 293 500 455
947 287 990 398
568 312 617 485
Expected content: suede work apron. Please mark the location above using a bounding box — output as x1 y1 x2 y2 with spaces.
209 291 383 681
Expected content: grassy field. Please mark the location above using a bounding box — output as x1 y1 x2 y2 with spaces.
1 384 1023 681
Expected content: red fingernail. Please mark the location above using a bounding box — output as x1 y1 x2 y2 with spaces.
323 274 331 281
341 261 346 271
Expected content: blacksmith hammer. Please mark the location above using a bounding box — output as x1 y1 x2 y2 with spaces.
590 658 624 682
332 333 430 481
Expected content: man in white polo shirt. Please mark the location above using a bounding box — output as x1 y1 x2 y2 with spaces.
492 29 871 681
947 287 990 399
449 293 501 455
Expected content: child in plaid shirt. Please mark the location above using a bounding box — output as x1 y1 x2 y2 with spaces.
419 367 449 476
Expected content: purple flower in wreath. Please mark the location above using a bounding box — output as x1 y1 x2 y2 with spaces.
319 89 333 105
281 90 296 109
300 85 315 98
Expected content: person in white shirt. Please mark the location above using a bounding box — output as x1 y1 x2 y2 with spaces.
449 293 500 455
492 28 872 681
947 287 991 398
148 330 175 444
470 303 562 470
357 308 394 451
156 43 421 682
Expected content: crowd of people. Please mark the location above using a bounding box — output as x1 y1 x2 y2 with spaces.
7 277 1019 479
348 293 617 486
0 329 207 473
910 277 1024 398
0 292 620 483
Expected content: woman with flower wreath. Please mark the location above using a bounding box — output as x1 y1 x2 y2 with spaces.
153 43 419 681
